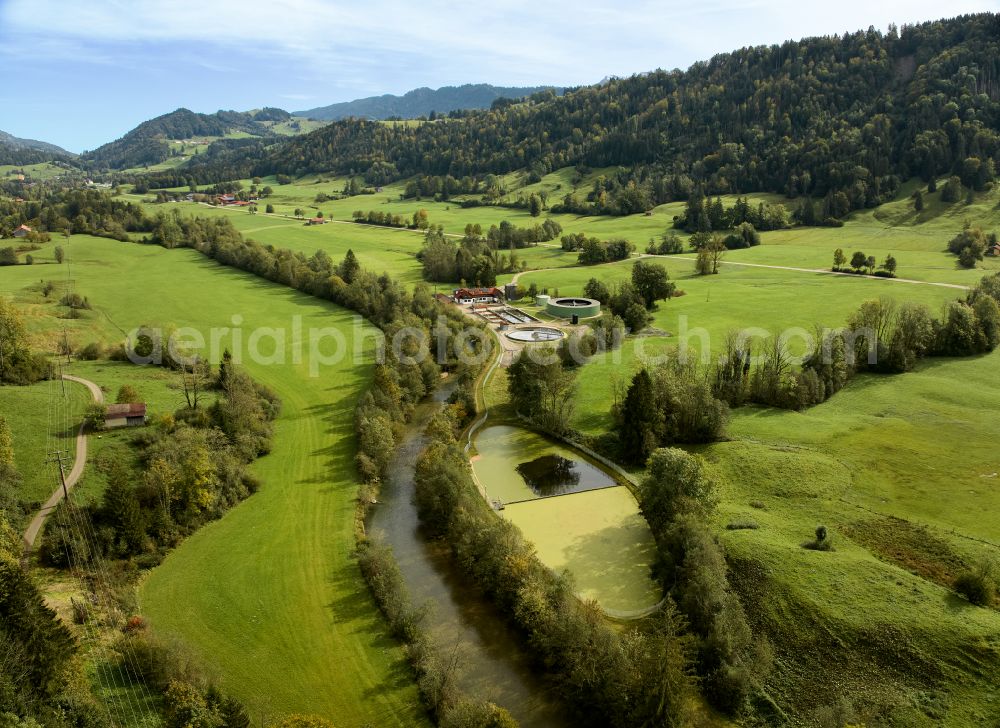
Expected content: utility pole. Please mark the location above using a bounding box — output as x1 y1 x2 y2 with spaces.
47 450 70 501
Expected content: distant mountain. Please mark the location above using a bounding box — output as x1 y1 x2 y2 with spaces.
0 130 74 165
81 107 297 170
295 83 563 120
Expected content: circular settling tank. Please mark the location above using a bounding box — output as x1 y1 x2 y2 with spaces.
546 297 601 319
505 326 566 343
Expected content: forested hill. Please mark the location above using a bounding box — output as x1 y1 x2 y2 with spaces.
0 130 73 165
294 83 562 120
145 13 999 217
81 107 293 170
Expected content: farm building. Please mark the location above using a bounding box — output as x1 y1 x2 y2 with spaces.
307 217 328 226
104 403 147 429
453 287 504 304
12 224 31 238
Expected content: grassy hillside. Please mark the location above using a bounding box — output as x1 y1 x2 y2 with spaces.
0 236 428 726
711 353 1000 722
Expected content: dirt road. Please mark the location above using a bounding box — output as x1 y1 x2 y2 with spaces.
22 375 104 550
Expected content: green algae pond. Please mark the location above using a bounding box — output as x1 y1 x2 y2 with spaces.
471 425 662 616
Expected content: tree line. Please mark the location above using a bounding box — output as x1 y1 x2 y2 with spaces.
413 408 699 727
139 15 999 222
419 220 561 286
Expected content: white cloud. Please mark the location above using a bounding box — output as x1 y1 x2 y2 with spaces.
1 0 997 89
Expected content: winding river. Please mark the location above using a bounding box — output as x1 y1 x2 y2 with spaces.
367 384 571 728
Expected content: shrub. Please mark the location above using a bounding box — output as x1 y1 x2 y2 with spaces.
269 716 335 728
954 570 995 606
83 404 107 431
725 520 759 530
441 700 518 728
59 292 90 310
357 537 422 642
804 525 834 551
76 341 104 360
116 384 141 404
940 175 964 203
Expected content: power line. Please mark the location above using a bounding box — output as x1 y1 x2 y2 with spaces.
45 450 70 501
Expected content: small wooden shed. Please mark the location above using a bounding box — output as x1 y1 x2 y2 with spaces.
104 403 147 429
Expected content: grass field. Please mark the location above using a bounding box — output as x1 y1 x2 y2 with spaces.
142 202 431 286
124 169 1000 315
0 376 90 513
702 353 1000 721
1 162 81 182
89 168 1000 718
0 360 187 525
0 236 427 726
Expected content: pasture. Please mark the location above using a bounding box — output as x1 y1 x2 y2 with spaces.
0 236 427 726
703 353 1000 720
25 168 999 722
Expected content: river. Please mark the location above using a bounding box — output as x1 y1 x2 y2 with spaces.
367 383 570 728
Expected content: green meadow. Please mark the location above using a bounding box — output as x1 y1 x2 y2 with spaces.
0 236 427 726
1 162 79 182
11 167 996 723
0 376 91 512
703 353 1000 721
125 169 1000 308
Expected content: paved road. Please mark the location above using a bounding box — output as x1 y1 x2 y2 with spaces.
22 375 104 550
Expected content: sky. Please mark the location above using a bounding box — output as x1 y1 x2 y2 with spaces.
0 0 996 153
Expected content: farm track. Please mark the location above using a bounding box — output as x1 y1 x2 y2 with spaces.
22 375 103 549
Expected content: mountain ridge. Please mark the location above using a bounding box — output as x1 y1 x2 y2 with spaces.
0 129 73 157
294 83 563 120
79 107 299 170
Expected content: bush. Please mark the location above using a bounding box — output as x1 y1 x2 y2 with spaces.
725 520 759 530
76 342 104 360
269 716 335 728
116 384 141 404
59 292 91 310
954 570 995 606
803 525 834 551
83 404 107 431
356 537 422 642
441 700 518 728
